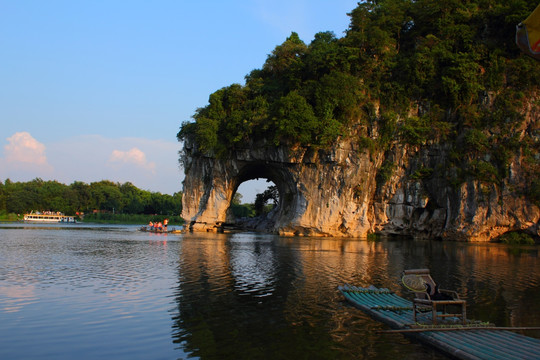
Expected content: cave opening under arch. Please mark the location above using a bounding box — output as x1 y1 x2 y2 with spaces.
224 162 298 232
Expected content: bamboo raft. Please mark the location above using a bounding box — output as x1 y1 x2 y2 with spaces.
138 226 183 234
339 285 540 360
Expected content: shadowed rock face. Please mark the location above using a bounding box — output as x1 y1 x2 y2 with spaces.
180 133 539 241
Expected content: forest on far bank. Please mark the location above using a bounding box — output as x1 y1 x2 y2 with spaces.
0 178 182 220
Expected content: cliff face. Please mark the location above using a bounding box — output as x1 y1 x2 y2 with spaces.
180 109 540 241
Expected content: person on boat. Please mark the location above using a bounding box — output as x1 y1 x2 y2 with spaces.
163 219 168 231
148 221 153 231
157 222 163 231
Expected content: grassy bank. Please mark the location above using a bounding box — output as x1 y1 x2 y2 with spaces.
0 212 21 222
81 213 184 225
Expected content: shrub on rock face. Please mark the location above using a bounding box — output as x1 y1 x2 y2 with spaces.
498 232 535 245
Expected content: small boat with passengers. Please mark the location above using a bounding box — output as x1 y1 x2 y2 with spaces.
23 211 77 223
139 218 183 234
138 226 183 234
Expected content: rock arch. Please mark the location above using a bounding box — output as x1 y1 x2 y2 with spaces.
181 137 379 237
180 137 540 240
181 139 310 234
228 162 301 231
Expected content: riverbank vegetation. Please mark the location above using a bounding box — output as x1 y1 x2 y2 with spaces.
0 178 182 222
497 231 535 245
178 0 539 204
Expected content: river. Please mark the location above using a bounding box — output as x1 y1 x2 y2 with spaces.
0 223 539 359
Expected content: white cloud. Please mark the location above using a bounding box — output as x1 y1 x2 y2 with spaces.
5 132 49 165
0 132 54 178
108 147 156 173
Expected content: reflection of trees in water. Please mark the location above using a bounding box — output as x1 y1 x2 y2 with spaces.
170 233 341 359
470 282 510 326
516 284 540 327
170 234 540 358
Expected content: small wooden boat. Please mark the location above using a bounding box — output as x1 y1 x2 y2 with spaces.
139 226 183 234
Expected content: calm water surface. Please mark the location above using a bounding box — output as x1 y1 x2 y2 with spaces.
1 223 539 359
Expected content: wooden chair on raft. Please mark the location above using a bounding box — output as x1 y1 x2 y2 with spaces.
402 269 467 325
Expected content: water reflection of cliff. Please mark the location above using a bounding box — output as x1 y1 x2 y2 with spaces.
171 232 308 359
171 234 540 358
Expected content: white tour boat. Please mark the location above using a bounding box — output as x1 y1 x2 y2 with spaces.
23 211 76 223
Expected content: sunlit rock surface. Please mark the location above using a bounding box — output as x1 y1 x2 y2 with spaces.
180 116 539 241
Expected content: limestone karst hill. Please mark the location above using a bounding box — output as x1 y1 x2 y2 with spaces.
178 0 540 241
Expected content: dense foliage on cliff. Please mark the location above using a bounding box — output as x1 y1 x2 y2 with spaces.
0 178 182 217
178 0 539 200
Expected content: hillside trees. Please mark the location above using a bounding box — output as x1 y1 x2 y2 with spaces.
177 0 539 196
179 0 538 140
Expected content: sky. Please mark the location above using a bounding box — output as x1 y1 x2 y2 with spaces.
0 0 358 202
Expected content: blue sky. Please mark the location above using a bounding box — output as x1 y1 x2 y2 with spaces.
0 0 358 201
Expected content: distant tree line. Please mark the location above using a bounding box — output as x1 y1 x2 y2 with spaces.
0 178 182 217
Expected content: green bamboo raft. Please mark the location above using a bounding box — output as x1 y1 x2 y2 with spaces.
339 285 540 360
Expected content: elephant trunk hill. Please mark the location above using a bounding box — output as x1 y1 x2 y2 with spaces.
178 0 540 241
